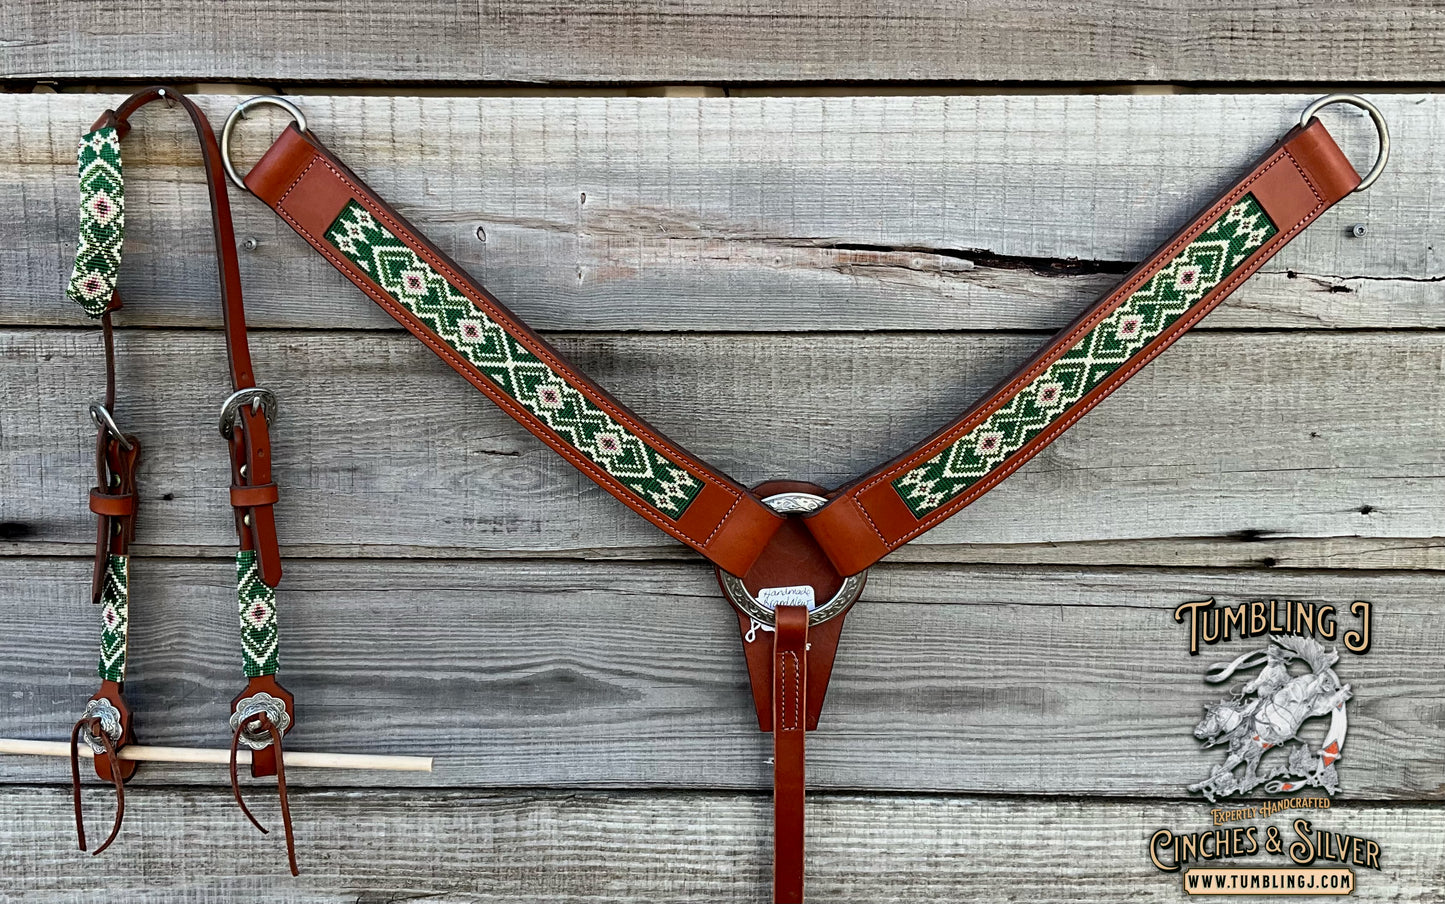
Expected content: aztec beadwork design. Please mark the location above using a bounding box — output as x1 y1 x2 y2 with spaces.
97 554 129 682
236 550 279 677
324 200 704 520
67 127 125 318
893 194 1278 518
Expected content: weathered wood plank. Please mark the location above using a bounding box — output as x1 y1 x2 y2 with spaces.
1 557 1436 797
2 94 1434 333
3 2 1443 84
3 328 1442 567
2 787 1438 902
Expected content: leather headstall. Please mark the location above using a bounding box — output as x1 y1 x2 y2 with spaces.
65 87 298 873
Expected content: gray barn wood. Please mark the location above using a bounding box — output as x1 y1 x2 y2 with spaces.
2 2 1443 85
2 788 1436 902
1 87 1439 901
0 558 1435 797
2 328 1441 568
1 94 1436 334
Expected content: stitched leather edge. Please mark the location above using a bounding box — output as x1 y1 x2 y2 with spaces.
272 153 749 556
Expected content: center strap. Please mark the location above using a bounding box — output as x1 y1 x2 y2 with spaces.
241 126 784 578
771 603 809 904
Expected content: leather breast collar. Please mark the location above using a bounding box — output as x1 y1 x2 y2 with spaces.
65 89 1386 899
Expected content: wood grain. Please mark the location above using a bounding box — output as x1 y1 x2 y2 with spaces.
2 327 1441 566
2 787 1438 902
2 94 1434 333
4 86 1442 899
2 2 1444 84
1 557 1436 797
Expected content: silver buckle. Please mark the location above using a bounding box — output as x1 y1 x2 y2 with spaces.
219 387 278 438
88 403 134 450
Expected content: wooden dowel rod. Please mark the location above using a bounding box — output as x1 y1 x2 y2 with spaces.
0 739 432 772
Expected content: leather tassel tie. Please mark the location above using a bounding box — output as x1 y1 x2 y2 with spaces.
229 712 297 875
68 716 125 855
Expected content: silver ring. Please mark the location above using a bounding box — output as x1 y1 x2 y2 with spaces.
88 403 134 450
1299 94 1389 193
221 96 308 191
719 492 867 627
219 387 277 438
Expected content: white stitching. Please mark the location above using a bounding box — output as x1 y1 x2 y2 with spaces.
779 650 801 732
857 149 1325 549
272 156 742 551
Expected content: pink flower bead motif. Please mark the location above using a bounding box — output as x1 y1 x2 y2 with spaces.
398 268 429 298
89 191 119 225
976 431 1004 455
535 382 566 410
594 433 624 457
456 318 486 343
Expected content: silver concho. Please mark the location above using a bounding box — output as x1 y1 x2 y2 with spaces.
78 698 124 755
229 692 292 750
718 492 867 629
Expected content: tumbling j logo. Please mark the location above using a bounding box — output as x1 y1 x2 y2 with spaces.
1146 597 1381 896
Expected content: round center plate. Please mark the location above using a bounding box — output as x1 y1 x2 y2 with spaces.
718 491 867 627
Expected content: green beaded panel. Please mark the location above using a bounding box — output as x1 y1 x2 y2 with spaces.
325 200 704 520
67 127 124 318
236 550 279 677
893 194 1278 518
97 554 129 682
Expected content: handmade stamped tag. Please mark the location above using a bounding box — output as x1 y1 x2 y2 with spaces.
757 585 817 612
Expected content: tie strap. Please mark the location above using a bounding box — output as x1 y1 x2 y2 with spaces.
771 603 810 904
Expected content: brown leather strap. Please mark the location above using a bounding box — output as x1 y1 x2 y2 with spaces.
69 682 135 853
241 124 784 577
230 482 280 508
72 88 292 861
230 712 299 875
95 88 284 588
241 113 1363 581
228 674 298 870
88 489 137 517
803 118 1365 576
69 716 125 856
105 90 257 392
772 603 809 904
90 424 139 603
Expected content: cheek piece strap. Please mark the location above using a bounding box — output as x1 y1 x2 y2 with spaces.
66 87 296 873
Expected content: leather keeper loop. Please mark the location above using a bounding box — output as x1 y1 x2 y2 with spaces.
230 483 279 509
88 489 136 517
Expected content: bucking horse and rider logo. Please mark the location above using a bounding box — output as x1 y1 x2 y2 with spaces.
1189 634 1352 802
